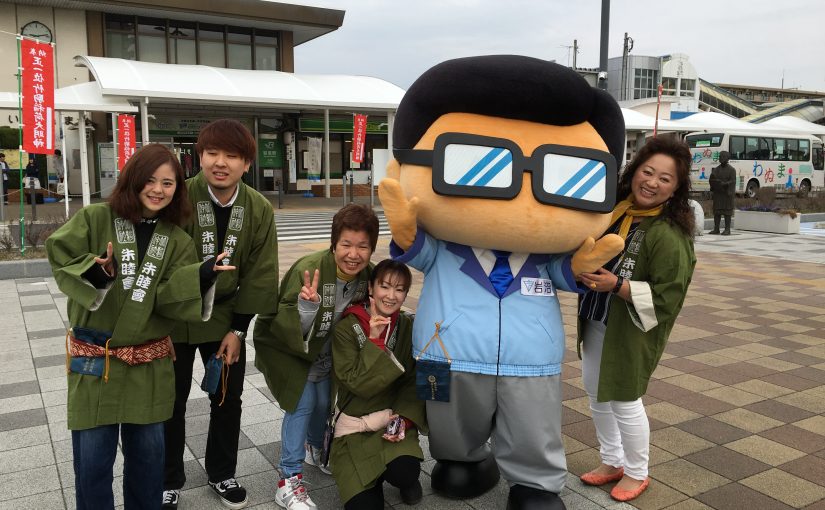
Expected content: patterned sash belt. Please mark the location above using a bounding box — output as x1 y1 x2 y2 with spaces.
66 333 171 382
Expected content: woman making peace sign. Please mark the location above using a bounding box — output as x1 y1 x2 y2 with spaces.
254 203 379 510
46 144 234 510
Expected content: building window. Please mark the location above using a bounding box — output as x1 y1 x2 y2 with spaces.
633 68 658 100
680 78 695 97
168 21 196 64
227 27 252 69
662 77 677 95
198 24 225 67
254 30 278 70
137 19 167 63
105 15 136 60
104 14 279 70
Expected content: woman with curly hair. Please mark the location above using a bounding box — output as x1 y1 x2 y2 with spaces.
576 136 697 502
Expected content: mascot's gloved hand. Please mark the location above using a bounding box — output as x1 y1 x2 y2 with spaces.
378 178 419 251
571 233 624 277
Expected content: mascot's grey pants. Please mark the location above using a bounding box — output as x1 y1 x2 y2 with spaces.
426 372 566 493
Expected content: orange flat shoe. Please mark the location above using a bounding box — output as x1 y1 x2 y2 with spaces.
580 467 624 486
610 477 650 502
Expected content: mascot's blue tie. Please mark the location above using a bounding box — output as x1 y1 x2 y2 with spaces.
489 250 514 298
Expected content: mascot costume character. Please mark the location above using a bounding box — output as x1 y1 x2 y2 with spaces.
379 55 626 510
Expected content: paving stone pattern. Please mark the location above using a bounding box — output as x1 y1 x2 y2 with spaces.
1 227 824 509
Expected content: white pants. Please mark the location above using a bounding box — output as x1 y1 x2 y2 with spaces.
581 319 649 480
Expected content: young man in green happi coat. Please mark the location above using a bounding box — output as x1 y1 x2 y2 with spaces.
163 120 279 510
254 204 378 510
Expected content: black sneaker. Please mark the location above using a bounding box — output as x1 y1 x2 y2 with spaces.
209 477 248 509
162 489 179 509
400 480 423 505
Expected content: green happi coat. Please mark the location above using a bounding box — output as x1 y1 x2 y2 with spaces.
330 312 426 503
46 204 206 430
253 249 370 412
172 173 279 344
577 217 696 402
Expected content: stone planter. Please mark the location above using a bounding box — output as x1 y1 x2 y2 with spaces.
735 210 800 234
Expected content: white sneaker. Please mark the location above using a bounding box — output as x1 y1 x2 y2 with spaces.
275 474 317 510
304 443 332 475
161 489 179 509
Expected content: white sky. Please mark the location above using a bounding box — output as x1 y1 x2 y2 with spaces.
290 0 825 92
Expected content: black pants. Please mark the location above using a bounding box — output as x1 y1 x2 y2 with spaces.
344 455 421 510
164 340 246 489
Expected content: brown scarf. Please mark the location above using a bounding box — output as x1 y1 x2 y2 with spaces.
610 196 665 239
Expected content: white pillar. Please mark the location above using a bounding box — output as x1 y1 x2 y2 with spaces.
140 97 150 144
387 110 395 158
60 112 69 219
324 108 330 198
78 111 91 207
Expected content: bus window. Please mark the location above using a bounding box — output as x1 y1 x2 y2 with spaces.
799 139 810 161
814 146 824 170
773 138 786 160
730 136 745 159
744 137 767 159
686 133 723 148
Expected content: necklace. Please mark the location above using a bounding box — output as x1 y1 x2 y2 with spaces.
140 217 159 225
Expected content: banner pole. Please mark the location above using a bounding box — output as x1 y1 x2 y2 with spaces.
16 36 25 255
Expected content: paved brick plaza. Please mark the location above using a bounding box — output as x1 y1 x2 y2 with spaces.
1 228 824 509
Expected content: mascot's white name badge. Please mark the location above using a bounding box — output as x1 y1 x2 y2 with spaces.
520 277 555 297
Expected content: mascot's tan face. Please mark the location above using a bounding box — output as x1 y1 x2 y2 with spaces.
387 113 614 253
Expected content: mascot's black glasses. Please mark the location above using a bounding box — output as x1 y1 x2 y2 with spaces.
394 133 618 213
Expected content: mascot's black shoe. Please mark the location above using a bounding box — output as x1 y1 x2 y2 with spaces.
506 484 566 510
430 457 500 499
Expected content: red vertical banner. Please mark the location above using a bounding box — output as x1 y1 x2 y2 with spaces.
352 114 368 164
21 39 55 154
118 114 136 170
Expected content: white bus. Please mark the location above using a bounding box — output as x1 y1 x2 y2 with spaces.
686 131 824 197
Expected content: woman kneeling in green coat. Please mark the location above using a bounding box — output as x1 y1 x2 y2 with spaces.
331 259 426 509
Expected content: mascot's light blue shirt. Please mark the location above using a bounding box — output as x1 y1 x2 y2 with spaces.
391 228 582 377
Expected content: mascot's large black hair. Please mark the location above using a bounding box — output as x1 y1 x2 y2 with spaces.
393 55 626 165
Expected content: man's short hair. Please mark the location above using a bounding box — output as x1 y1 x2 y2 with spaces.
0 153 5 158
196 119 257 162
393 55 625 165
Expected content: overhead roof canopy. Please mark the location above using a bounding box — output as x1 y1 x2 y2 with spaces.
13 0 345 46
75 56 405 112
0 82 137 112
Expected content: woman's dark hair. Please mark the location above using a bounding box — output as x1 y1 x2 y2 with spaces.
196 119 257 163
108 144 191 226
330 203 380 252
617 136 695 237
370 259 413 293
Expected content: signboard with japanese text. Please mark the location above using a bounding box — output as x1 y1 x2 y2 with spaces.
21 39 55 154
258 134 285 168
352 114 368 164
118 114 136 170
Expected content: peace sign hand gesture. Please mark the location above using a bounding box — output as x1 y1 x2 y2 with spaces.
299 269 320 303
368 298 391 338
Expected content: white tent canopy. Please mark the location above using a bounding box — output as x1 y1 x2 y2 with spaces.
74 56 405 111
621 108 680 131
0 82 136 112
758 115 825 136
666 111 775 133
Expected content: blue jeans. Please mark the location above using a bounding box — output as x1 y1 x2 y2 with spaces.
278 378 330 477
72 422 164 510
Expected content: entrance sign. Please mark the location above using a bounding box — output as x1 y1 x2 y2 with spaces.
21 39 55 154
